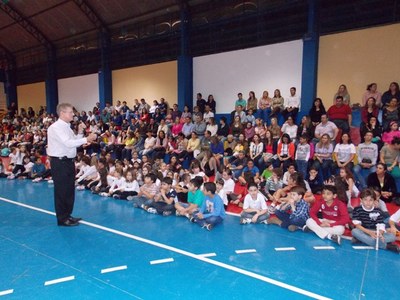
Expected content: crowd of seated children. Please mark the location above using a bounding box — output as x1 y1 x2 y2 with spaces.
2 82 400 241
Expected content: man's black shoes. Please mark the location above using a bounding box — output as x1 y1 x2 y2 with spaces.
69 216 82 223
57 219 79 226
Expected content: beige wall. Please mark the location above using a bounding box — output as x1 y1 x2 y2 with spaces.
17 82 46 113
112 61 177 107
318 23 400 106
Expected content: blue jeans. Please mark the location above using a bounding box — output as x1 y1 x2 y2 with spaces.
353 164 376 189
275 210 306 229
296 160 309 176
352 228 396 249
193 215 223 227
312 159 334 182
240 211 269 223
130 196 153 208
332 119 350 134
258 108 271 125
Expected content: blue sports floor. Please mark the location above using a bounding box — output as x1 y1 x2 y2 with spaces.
0 179 399 300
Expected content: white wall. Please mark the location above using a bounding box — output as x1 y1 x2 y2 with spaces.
193 40 303 113
58 73 99 113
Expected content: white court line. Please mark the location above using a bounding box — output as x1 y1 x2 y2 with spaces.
44 275 75 286
0 289 14 296
197 253 217 258
235 249 257 254
101 265 128 274
352 246 374 250
0 196 332 300
313 246 335 250
275 247 296 251
150 258 174 265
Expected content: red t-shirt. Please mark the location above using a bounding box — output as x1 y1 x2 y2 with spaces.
310 198 350 226
327 104 351 121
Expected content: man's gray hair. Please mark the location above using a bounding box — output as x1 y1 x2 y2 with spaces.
56 103 73 116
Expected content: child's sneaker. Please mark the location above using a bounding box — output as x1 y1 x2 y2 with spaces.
147 207 157 214
76 185 85 190
205 223 213 231
268 204 276 214
240 218 251 225
100 192 108 197
163 211 172 216
175 210 181 216
330 234 341 245
113 194 121 199
47 179 54 184
126 196 134 201
189 216 196 223
302 225 312 232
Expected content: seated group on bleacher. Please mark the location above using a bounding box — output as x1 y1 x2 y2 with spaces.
1 82 400 252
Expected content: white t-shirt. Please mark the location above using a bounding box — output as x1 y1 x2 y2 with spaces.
390 209 400 223
334 143 356 163
223 178 235 194
243 193 268 210
218 189 228 205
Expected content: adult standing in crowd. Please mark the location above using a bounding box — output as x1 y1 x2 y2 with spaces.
47 103 97 226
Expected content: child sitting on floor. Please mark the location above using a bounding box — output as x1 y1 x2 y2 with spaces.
240 183 269 224
267 186 310 232
305 185 350 245
175 177 204 218
131 173 159 209
190 182 225 231
145 177 177 216
263 167 283 200
216 178 228 208
351 188 399 253
112 170 140 200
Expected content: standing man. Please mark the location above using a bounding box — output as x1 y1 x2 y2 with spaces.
47 103 97 226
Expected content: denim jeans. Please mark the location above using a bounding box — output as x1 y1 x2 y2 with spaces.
312 159 334 182
258 108 271 125
332 119 350 134
193 215 223 227
240 211 269 223
351 228 396 249
275 210 306 229
353 164 376 189
130 196 153 208
296 160 309 176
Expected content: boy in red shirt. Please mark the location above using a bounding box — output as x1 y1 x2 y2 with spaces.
304 185 350 245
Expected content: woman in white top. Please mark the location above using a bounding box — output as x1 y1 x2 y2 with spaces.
249 134 264 168
281 116 298 142
333 132 356 172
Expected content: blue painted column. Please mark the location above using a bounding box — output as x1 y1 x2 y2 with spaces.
300 0 319 120
4 60 17 109
45 47 59 115
98 31 112 111
177 5 193 112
